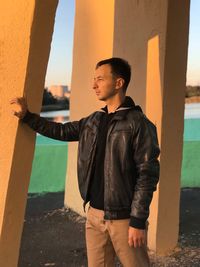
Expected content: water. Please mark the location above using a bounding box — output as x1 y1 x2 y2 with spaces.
40 109 70 123
184 103 200 119
39 104 200 123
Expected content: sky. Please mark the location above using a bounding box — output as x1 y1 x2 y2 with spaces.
45 0 200 88
187 0 200 85
45 0 75 87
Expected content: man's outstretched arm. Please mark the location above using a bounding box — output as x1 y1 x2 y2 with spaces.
10 97 82 142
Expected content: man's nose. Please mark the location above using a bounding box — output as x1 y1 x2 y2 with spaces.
93 81 97 90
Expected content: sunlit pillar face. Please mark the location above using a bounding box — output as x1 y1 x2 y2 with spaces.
93 64 117 101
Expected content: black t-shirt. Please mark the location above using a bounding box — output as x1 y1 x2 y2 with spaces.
89 111 115 210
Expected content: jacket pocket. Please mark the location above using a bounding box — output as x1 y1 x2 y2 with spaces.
79 126 96 160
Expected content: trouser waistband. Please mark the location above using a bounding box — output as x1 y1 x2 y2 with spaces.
88 206 104 219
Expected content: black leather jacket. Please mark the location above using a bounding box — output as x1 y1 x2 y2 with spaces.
22 97 160 228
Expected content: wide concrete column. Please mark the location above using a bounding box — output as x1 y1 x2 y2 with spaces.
0 1 58 266
113 0 190 254
65 0 115 215
65 0 190 254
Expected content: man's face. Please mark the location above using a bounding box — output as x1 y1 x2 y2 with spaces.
93 64 117 101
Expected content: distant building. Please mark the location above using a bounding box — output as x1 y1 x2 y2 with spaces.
47 85 70 99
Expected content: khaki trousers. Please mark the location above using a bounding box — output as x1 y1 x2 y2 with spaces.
85 206 150 267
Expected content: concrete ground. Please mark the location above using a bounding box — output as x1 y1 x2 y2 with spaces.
18 188 200 267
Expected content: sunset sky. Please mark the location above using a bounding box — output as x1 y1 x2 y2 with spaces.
45 0 200 88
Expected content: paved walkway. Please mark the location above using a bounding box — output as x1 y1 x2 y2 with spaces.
18 189 200 266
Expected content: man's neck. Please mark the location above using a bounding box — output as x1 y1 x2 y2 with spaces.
105 94 126 114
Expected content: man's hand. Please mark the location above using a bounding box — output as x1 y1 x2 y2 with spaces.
128 226 146 248
10 97 28 119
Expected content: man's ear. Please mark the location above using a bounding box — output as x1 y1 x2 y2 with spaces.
116 78 125 90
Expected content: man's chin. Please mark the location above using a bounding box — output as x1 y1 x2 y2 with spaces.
97 96 106 101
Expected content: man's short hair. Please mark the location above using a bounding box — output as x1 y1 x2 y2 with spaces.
96 57 131 92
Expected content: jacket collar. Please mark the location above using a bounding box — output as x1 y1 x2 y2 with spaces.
99 96 143 120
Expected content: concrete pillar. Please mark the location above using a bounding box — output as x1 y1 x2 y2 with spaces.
66 0 190 254
113 0 190 254
0 1 58 266
65 0 115 215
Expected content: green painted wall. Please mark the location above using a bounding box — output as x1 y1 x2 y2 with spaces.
181 118 200 187
181 141 200 187
183 119 200 141
28 135 68 193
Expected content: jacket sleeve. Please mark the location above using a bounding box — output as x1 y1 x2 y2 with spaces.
130 115 160 229
21 110 84 142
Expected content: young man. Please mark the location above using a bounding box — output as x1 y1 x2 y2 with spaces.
11 58 160 267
